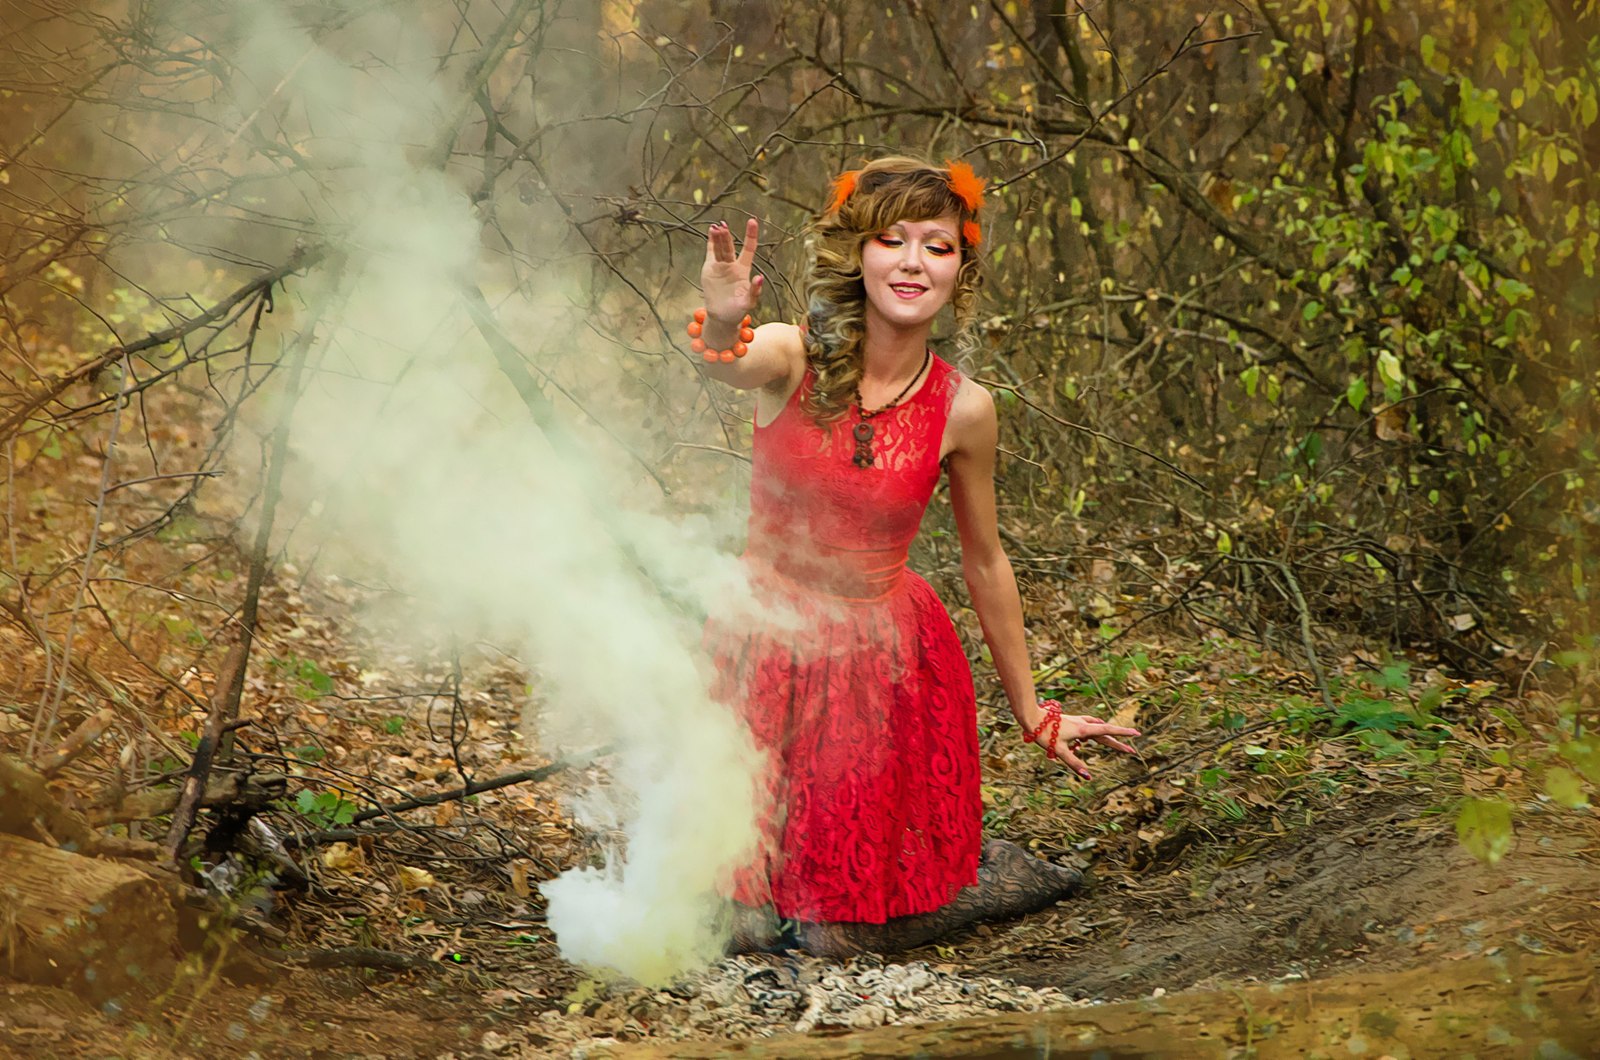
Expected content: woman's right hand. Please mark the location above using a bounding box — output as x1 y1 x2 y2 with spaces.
701 217 765 326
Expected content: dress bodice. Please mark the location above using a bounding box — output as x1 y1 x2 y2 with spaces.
745 355 962 602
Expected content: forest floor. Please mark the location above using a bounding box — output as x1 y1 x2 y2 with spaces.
3 560 1598 1058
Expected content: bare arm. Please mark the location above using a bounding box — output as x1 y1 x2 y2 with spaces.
945 379 1139 780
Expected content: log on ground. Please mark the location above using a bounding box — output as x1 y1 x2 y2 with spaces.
0 833 180 1003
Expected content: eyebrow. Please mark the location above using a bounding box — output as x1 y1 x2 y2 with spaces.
886 222 957 240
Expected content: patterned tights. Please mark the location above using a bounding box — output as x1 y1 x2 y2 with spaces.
728 839 1083 958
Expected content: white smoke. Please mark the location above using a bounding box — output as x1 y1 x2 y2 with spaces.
194 0 764 981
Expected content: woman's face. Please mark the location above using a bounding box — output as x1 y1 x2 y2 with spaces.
858 214 962 333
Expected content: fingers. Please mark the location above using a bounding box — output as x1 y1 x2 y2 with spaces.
703 225 721 268
1072 716 1141 736
705 219 758 268
749 273 765 303
736 217 759 267
1058 746 1092 781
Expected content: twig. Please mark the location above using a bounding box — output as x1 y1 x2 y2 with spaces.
30 350 130 757
277 946 440 974
163 281 325 862
281 752 600 848
0 245 325 442
1228 554 1336 711
347 756 584 826
975 377 1208 491
163 639 249 861
34 707 115 778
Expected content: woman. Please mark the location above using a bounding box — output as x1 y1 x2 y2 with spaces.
693 157 1139 956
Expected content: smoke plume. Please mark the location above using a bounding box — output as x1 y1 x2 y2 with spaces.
181 0 765 981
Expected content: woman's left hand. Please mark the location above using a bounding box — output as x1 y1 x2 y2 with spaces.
1025 703 1140 781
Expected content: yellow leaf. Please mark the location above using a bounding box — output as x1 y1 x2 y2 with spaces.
510 860 533 899
321 842 365 873
398 866 438 891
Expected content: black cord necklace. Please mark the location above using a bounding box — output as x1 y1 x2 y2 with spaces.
851 348 932 469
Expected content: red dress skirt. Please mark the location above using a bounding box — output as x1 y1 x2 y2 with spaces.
706 355 981 924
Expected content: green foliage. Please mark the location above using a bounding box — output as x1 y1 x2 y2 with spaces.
1040 649 1151 703
1455 797 1514 864
269 656 334 699
293 788 357 829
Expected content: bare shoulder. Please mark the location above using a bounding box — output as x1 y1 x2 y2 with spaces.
947 374 998 450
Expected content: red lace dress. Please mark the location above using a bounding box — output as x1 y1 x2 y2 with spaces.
707 354 981 924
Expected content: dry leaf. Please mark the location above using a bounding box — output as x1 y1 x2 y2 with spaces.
1137 826 1167 847
321 842 365 873
1450 613 1477 631
510 859 533 899
398 866 439 891
1374 406 1414 442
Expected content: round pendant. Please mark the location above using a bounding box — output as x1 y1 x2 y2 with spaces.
853 421 874 442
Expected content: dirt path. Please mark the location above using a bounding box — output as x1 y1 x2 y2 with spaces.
5 788 1592 1058
984 791 1597 1000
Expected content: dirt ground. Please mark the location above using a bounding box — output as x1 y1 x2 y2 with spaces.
3 785 1595 1059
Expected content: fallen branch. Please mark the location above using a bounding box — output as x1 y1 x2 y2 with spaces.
34 707 115 777
163 638 250 861
0 752 163 859
92 769 286 826
277 946 441 974
348 757 578 825
283 753 598 848
163 282 324 863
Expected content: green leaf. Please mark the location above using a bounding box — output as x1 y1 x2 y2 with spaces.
1346 377 1369 411
1335 696 1411 732
1543 767 1590 808
1455 797 1513 864
1375 662 1412 691
1558 736 1600 785
1302 300 1323 322
1376 350 1405 388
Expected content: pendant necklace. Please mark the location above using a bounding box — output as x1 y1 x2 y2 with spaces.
851 348 931 469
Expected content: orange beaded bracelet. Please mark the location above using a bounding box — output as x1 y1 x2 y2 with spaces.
688 307 756 363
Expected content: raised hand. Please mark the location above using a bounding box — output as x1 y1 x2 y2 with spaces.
701 217 765 325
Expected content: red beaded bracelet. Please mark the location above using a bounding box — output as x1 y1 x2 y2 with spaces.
687 307 756 363
1022 699 1065 760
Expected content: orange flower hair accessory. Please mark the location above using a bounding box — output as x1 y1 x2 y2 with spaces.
962 219 983 247
944 159 986 214
827 169 860 213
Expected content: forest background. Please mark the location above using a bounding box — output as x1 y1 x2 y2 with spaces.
1 0 1597 1054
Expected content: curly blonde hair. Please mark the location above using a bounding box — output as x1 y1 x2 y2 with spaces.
801 156 985 425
